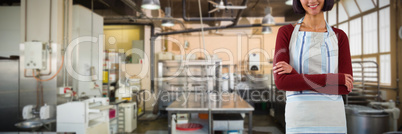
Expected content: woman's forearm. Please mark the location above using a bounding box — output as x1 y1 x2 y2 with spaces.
274 69 349 94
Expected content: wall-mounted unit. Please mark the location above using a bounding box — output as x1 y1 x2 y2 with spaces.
249 53 260 71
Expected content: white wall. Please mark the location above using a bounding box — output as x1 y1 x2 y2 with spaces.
72 5 104 97
0 6 20 57
19 0 66 118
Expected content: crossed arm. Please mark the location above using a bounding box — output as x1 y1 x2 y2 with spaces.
273 26 353 95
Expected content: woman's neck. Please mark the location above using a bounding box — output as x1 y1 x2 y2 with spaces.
302 13 326 31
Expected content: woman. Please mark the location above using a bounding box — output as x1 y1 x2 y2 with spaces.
273 0 353 133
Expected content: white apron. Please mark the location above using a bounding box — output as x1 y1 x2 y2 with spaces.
285 18 347 134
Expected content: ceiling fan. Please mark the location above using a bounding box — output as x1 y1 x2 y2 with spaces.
208 0 247 13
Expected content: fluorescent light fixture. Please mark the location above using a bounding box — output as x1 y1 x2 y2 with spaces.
162 7 175 27
141 0 160 10
262 26 272 34
286 0 293 6
162 20 175 27
262 7 275 26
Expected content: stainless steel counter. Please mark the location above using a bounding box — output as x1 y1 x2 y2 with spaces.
166 93 254 111
166 93 254 134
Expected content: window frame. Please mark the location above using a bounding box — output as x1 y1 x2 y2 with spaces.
327 0 392 87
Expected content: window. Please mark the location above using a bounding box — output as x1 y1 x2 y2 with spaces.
341 0 360 17
327 0 392 86
328 4 337 26
379 7 390 53
379 0 390 8
338 3 349 23
363 12 377 54
349 18 362 56
356 0 375 12
380 54 391 84
379 7 391 85
338 23 349 37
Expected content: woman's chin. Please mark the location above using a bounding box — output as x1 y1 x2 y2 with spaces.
307 11 322 16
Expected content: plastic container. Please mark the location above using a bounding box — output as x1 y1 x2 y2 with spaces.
176 123 203 131
103 71 109 83
109 109 116 119
227 130 240 134
221 73 236 91
109 73 116 82
198 113 208 119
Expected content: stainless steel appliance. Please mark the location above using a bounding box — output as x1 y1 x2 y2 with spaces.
157 60 222 111
0 58 19 131
346 105 390 134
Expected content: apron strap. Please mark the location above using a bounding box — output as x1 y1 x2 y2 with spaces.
291 18 303 38
296 17 335 35
297 17 304 24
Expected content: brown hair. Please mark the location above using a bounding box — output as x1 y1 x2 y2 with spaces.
293 0 334 14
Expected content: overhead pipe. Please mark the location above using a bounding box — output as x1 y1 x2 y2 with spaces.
182 0 235 21
104 22 154 26
155 22 292 36
148 18 187 29
120 0 155 24
97 0 110 7
395 0 400 105
104 16 187 29
150 24 155 93
229 0 248 26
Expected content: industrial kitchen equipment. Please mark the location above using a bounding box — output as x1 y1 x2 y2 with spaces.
345 105 390 134
157 60 222 111
57 97 113 134
347 61 381 105
344 61 400 133
116 102 137 133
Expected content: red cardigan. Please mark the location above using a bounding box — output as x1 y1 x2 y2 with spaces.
274 24 352 95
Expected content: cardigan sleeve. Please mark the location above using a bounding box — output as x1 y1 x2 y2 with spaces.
333 28 353 94
273 25 351 95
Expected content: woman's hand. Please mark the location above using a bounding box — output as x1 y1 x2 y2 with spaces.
345 74 354 92
273 61 293 74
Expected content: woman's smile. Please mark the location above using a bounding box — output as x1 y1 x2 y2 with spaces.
301 0 324 15
308 4 319 9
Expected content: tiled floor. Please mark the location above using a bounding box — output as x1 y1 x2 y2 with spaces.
133 113 285 134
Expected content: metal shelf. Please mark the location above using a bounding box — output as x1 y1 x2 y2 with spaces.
89 105 114 113
353 76 378 78
347 95 377 99
157 60 222 111
353 71 378 73
347 61 381 105
353 80 379 83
